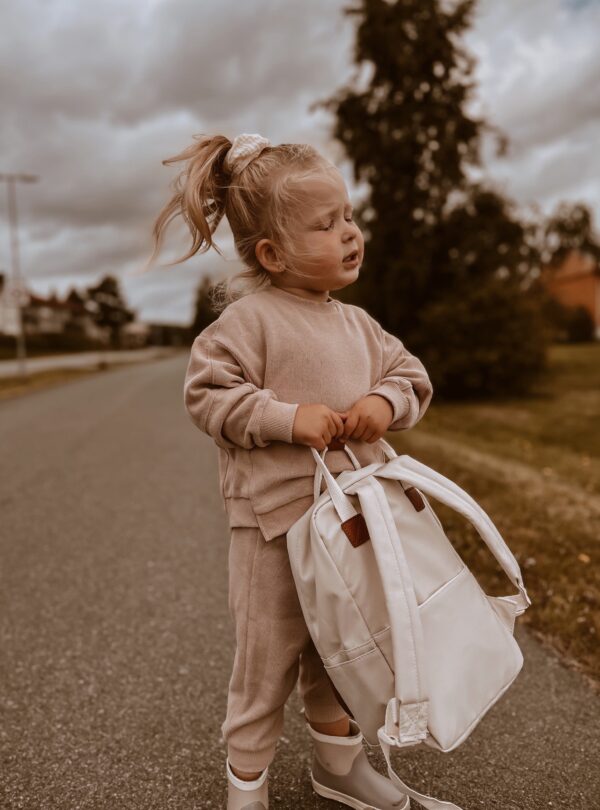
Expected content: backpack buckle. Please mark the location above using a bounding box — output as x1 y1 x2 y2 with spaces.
383 697 429 746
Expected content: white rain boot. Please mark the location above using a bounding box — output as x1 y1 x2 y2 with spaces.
307 718 409 810
226 758 269 810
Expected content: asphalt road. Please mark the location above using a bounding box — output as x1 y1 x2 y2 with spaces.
0 353 598 810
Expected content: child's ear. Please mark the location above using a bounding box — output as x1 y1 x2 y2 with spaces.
255 238 283 274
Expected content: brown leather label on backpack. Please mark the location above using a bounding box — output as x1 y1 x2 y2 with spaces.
404 486 425 512
341 513 370 547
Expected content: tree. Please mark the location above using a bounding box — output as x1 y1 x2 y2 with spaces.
86 275 135 349
541 202 600 269
189 274 219 341
312 0 551 397
532 201 600 344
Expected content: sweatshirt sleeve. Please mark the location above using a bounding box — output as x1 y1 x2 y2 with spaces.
366 325 433 431
183 323 299 450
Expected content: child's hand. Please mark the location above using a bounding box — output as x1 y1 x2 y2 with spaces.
292 403 346 451
337 395 394 443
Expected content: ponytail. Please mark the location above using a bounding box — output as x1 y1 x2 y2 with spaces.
146 133 232 269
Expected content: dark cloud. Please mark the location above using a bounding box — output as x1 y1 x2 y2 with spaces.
464 0 600 215
1 0 598 323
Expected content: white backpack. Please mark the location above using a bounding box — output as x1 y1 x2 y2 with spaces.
286 438 532 810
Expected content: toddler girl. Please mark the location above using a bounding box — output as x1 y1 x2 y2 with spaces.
149 133 433 810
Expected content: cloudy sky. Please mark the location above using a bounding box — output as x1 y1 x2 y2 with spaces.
1 0 599 325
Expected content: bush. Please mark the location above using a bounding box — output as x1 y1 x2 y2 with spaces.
411 277 551 399
564 305 595 343
541 297 595 343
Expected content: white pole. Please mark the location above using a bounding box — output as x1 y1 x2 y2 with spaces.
0 172 38 380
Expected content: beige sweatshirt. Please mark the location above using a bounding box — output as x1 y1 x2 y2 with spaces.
183 283 433 541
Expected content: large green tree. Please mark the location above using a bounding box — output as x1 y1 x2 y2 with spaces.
313 0 551 398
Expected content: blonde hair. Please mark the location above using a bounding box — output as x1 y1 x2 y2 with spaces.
146 133 341 313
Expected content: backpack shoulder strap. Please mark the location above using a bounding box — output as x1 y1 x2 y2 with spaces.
381 455 531 615
346 476 465 810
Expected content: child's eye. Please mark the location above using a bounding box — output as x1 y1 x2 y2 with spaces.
320 216 353 230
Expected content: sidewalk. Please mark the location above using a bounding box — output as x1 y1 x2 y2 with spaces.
0 346 184 378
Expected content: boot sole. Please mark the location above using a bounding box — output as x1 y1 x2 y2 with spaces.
311 771 410 810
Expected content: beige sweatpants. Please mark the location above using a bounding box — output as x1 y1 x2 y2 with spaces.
221 525 348 772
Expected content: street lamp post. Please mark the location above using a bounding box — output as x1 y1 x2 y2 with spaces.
0 172 39 379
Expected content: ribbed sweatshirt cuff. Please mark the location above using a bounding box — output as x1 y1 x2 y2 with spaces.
367 382 411 423
259 399 299 443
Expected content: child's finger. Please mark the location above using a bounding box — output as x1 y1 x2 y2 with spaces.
330 412 345 438
334 412 347 437
351 414 369 440
347 409 359 429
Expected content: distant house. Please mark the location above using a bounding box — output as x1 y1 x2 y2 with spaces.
22 291 72 335
122 320 151 348
1 279 174 349
540 249 600 339
1 284 110 344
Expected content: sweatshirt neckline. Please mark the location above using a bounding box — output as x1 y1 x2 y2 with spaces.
265 284 337 309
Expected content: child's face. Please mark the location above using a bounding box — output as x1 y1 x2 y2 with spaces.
290 170 364 292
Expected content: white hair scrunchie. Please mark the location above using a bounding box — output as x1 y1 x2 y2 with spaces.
223 133 271 176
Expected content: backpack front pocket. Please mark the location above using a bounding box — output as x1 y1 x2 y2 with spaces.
323 633 394 746
419 564 524 751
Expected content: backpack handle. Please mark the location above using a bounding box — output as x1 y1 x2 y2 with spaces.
309 446 359 523
311 442 362 502
311 437 397 503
